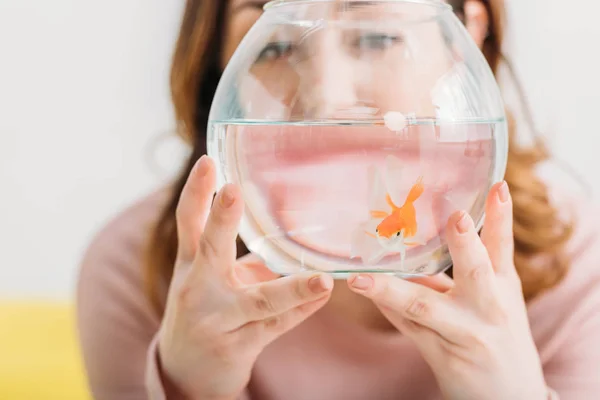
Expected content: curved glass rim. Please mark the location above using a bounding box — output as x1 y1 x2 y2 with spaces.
264 0 453 12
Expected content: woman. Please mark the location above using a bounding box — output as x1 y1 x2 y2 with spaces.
76 0 600 399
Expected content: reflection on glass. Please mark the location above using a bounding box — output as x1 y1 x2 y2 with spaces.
208 0 508 276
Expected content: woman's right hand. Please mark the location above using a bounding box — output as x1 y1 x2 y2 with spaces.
157 155 334 400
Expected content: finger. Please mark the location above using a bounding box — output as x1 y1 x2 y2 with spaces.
196 183 244 273
240 295 330 347
407 273 454 293
445 210 496 301
234 254 280 285
348 274 465 340
224 273 334 331
480 181 516 276
175 155 216 261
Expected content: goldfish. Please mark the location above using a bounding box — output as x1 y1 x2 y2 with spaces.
350 155 427 266
370 175 424 240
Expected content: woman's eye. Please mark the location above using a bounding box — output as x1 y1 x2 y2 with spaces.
355 33 403 50
256 41 294 62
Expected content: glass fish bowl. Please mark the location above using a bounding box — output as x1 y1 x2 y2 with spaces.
207 0 508 277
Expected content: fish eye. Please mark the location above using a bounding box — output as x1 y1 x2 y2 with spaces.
396 232 401 237
375 228 379 233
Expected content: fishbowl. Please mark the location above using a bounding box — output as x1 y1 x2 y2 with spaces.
207 0 508 277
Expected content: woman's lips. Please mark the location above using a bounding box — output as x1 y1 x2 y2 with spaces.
243 152 484 258
234 123 435 165
233 123 494 260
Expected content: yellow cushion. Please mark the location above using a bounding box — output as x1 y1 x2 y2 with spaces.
0 301 91 400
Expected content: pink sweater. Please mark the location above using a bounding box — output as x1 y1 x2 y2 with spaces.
76 188 600 400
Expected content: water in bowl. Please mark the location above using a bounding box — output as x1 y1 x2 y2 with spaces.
208 118 506 277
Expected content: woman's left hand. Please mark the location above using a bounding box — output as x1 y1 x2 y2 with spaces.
347 181 550 400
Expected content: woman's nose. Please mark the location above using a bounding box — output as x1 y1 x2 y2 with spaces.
298 30 359 119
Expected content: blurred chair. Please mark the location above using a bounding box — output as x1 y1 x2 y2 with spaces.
0 302 91 399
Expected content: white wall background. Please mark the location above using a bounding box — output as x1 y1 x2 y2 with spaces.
0 0 598 299
0 0 189 299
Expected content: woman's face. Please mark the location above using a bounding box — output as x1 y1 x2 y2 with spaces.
221 0 489 74
220 0 490 125
221 0 490 122
221 0 489 76
215 0 495 269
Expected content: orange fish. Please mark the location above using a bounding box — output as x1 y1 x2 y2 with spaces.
368 175 424 243
350 156 427 266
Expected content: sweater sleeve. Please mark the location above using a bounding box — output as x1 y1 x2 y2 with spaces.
146 335 170 399
76 194 166 399
528 196 600 399
541 284 600 398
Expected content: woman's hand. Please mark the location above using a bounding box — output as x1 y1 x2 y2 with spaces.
347 181 550 400
158 155 334 400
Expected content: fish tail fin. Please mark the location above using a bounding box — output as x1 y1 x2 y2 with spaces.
405 175 424 204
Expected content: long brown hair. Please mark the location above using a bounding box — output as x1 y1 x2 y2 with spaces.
144 0 573 315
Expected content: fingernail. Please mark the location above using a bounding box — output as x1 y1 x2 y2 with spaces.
498 181 509 204
308 275 332 294
220 186 235 208
350 275 373 291
196 155 209 177
455 211 472 234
